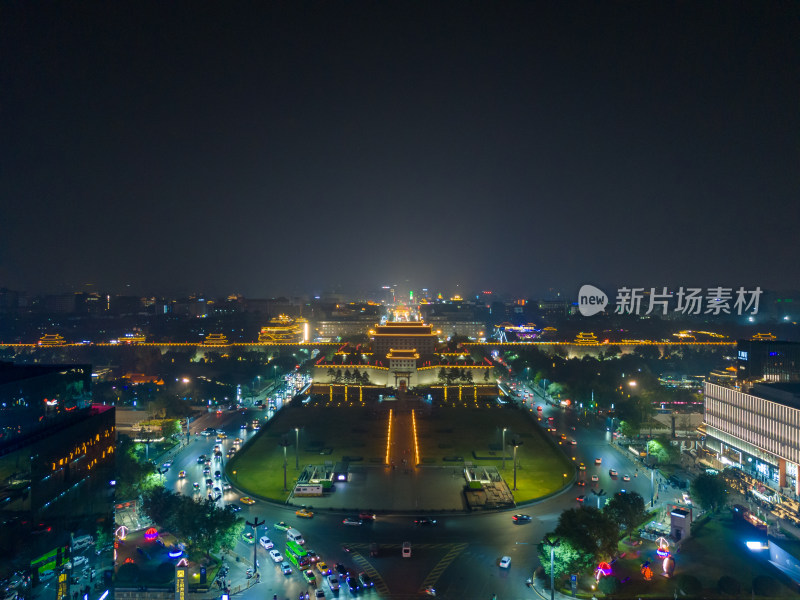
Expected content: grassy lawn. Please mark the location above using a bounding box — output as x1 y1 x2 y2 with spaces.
227 396 572 504
418 404 575 503
606 513 799 598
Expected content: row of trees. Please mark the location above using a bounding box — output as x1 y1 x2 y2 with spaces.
538 491 647 582
328 369 371 384
437 368 491 384
141 487 244 558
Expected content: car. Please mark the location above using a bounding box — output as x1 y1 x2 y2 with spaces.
576 480 586 486
273 521 290 531
570 439 577 445
269 549 283 563
234 437 243 444
193 482 200 490
342 517 362 526
226 503 241 512
178 470 186 478
242 532 255 544
345 575 361 593
358 512 376 521
296 508 314 518
223 483 232 491
197 455 206 464
306 549 320 564
252 423 260 430
623 475 631 482
315 590 326 599
240 423 247 429
358 572 374 587
203 467 211 475
217 432 227 439
327 575 340 591
499 556 511 569
335 564 348 577
414 518 437 526
512 514 532 522
609 469 618 477
240 496 256 505
578 463 586 471
595 458 602 465
317 561 331 575
304 569 317 585
71 556 88 568
259 536 273 549
591 475 599 482
560 433 567 440
576 495 585 503
39 570 56 582
281 561 292 575
205 478 213 487
215 470 222 479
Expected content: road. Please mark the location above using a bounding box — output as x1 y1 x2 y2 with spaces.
155 380 673 600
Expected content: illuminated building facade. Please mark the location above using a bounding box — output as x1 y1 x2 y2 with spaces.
370 322 437 360
387 349 419 389
703 381 800 496
258 315 309 343
0 363 114 594
736 339 800 384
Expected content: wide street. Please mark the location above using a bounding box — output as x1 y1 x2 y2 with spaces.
153 382 672 600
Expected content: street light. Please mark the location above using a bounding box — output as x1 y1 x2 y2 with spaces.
593 488 607 509
295 427 300 470
279 437 291 491
502 428 508 470
510 438 522 491
245 516 264 578
545 535 562 600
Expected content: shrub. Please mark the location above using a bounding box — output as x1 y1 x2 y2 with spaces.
115 562 140 585
598 576 619 595
155 561 175 583
717 575 741 595
675 574 702 597
752 575 780 597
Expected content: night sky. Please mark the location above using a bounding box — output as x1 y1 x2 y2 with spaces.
2 2 798 298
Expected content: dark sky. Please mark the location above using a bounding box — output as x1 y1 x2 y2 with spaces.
2 1 798 298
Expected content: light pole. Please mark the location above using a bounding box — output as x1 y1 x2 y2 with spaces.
510 438 522 491
546 535 562 600
593 488 607 509
295 427 300 470
279 437 291 491
502 428 508 470
246 516 264 578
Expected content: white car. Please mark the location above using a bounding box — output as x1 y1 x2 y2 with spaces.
71 556 89 568
499 556 511 569
259 536 274 550
327 575 340 591
269 549 283 563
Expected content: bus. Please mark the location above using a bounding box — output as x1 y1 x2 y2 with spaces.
286 540 310 569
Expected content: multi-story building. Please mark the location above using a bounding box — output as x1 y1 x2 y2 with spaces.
736 339 800 384
370 322 438 360
703 381 800 496
0 362 114 596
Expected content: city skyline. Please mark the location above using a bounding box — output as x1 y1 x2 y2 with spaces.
2 3 798 297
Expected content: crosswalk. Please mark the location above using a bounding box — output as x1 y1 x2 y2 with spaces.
342 542 468 597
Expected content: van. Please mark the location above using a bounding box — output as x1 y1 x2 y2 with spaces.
73 535 93 549
287 528 305 545
402 542 411 558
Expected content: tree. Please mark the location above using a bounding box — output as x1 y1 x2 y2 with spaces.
647 437 680 464
605 491 646 540
438 368 447 384
546 382 564 399
690 472 728 512
537 537 594 581
617 420 639 439
555 507 619 560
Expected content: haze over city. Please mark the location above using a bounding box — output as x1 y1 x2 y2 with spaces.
2 2 798 298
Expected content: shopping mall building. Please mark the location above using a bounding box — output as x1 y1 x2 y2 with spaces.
703 380 800 497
